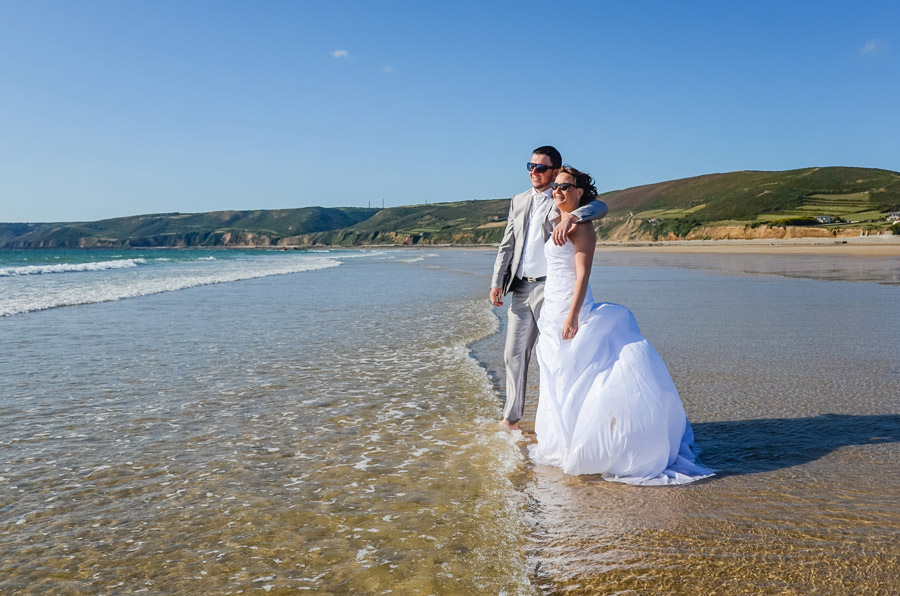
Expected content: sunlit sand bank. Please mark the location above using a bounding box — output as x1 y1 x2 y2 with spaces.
596 236 900 257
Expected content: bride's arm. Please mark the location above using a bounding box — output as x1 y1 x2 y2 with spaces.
562 223 596 340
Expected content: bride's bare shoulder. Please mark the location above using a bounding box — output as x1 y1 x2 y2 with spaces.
570 220 596 249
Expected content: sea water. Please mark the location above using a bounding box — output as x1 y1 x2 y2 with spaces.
1 247 898 594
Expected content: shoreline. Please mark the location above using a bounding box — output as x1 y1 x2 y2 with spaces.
7 235 899 258
401 236 900 258
594 236 900 257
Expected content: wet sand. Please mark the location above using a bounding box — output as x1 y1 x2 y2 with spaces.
596 235 900 257
473 246 900 594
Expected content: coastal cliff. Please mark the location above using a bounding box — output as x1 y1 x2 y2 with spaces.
601 219 872 242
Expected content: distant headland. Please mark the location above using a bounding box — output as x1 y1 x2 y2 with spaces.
2 166 898 249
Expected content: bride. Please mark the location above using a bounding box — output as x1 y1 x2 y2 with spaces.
528 166 714 485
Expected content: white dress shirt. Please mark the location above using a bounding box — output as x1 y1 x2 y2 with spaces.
516 187 553 280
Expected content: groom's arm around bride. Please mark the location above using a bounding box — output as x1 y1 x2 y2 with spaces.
490 145 607 430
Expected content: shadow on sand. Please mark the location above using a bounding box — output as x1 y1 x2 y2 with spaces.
692 414 900 477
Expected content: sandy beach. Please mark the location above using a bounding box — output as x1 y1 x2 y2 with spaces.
3 247 899 594
596 235 900 257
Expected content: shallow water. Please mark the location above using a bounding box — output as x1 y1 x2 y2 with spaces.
478 250 900 594
2 247 899 594
1 250 531 594
593 247 900 286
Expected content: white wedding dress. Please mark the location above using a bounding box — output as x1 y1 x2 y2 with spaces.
528 240 714 485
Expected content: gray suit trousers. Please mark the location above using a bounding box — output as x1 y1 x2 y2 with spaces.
502 278 545 424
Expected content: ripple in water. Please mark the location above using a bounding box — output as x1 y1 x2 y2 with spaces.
0 251 535 594
2 248 899 594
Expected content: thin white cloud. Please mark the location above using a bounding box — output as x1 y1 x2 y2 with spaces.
382 65 394 73
332 49 349 58
860 39 886 54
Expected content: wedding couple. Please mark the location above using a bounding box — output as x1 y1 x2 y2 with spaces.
490 146 713 485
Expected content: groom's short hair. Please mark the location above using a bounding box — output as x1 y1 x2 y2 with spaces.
532 145 562 169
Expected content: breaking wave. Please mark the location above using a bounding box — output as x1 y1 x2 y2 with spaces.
0 259 146 277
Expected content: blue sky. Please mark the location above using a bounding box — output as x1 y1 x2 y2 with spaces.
1 1 898 222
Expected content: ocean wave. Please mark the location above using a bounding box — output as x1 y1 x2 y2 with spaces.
0 259 147 277
1 256 340 316
336 250 388 259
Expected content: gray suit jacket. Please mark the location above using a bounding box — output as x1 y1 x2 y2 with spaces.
491 189 608 294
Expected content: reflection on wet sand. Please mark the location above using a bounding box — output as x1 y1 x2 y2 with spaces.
521 416 900 594
595 245 900 285
476 250 900 594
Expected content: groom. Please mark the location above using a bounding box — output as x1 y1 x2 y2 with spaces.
490 145 608 430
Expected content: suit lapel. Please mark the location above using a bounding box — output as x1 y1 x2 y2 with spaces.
538 193 555 241
520 191 534 227
507 191 533 288
515 191 533 245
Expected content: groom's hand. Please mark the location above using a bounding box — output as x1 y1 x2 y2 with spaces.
490 287 503 307
552 211 579 246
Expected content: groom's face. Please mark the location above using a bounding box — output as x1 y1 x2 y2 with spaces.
529 153 558 191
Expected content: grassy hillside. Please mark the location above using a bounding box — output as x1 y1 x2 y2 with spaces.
296 200 511 245
603 167 900 220
3 166 898 248
0 223 56 245
0 207 380 248
597 166 900 238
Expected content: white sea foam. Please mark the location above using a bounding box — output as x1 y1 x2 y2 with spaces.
0 258 146 277
0 255 341 316
335 250 388 259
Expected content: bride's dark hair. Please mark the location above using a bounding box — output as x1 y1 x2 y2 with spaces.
559 166 598 206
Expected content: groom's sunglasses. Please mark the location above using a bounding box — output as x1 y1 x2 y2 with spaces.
527 162 554 173
551 182 577 191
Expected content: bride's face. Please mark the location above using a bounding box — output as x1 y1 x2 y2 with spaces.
552 173 584 213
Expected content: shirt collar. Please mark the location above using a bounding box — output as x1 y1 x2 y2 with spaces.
532 186 552 200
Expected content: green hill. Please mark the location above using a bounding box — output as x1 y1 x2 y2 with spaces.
597 166 900 239
295 199 511 245
0 201 513 248
0 223 55 245
2 166 898 248
0 207 381 248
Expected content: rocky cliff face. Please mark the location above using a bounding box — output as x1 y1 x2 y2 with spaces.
600 219 868 242
681 225 862 241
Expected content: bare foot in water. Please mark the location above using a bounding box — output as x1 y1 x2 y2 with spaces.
498 419 520 431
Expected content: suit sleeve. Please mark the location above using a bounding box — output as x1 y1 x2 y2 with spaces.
571 199 608 223
491 200 518 290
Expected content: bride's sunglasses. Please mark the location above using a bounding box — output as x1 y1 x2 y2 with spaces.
550 182 577 191
527 162 553 173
